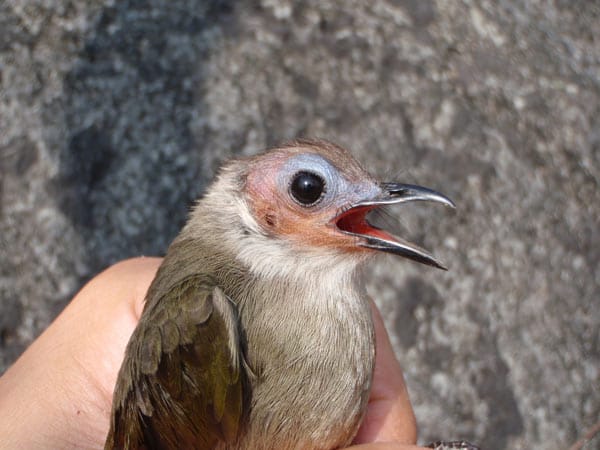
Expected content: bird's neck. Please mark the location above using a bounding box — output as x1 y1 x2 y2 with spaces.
180 192 371 291
164 196 373 338
163 228 369 312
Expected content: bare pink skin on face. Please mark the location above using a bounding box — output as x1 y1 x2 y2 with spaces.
243 142 405 259
243 148 377 254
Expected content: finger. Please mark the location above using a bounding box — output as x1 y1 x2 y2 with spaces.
351 444 427 450
0 257 162 449
74 256 163 320
352 299 418 445
66 257 163 398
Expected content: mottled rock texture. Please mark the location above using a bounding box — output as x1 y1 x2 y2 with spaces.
1 1 599 449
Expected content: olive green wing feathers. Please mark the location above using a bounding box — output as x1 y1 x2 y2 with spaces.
105 277 245 450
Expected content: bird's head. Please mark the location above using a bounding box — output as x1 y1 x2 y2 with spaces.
223 139 454 271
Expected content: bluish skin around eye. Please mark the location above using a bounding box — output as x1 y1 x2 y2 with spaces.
279 153 380 210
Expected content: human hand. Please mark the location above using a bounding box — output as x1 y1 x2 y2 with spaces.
349 299 424 450
0 257 426 449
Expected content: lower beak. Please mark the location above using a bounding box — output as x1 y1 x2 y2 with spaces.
335 183 455 270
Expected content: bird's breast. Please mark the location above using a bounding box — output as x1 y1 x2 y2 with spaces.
234 275 375 450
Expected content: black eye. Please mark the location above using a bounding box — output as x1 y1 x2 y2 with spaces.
290 171 325 206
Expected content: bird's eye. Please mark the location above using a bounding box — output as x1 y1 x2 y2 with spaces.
290 171 326 206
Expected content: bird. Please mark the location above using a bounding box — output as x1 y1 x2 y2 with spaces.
105 139 456 450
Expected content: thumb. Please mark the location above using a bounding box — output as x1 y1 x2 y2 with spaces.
352 299 419 446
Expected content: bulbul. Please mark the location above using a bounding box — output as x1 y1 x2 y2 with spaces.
105 139 456 450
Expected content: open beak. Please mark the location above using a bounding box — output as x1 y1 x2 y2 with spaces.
335 183 455 270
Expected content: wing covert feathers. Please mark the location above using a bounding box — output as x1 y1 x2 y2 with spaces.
105 277 244 450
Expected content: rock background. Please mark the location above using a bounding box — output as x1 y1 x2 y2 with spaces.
1 1 598 449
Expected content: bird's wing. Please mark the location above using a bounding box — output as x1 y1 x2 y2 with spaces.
105 276 245 450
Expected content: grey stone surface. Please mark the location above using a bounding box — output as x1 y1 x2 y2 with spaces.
1 1 599 449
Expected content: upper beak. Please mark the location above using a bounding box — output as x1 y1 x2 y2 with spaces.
335 183 455 270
